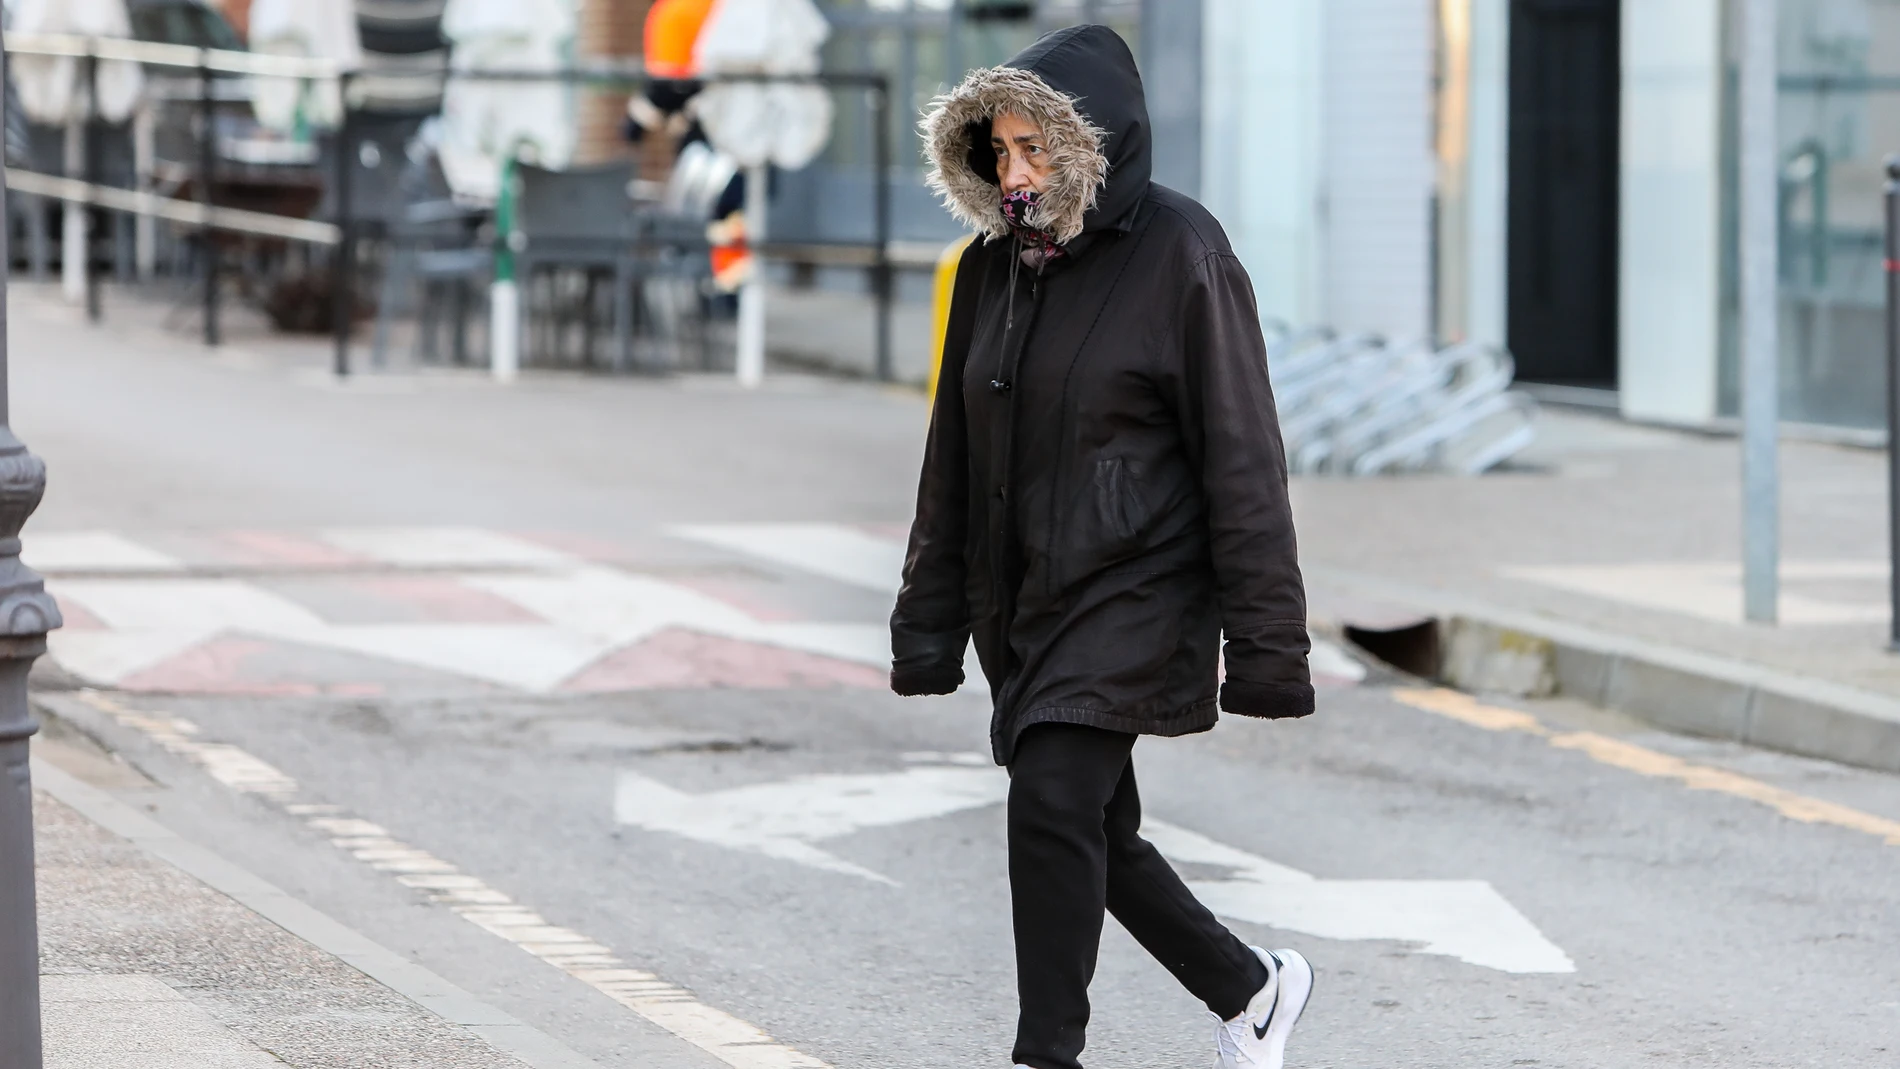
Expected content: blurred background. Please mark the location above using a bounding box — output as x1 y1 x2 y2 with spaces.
6 5 1900 1069
7 1 1900 434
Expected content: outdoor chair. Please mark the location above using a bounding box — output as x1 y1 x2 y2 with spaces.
627 140 734 370
370 140 492 368
512 160 640 370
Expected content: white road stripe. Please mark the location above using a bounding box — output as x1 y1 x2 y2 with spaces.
671 523 905 595
319 527 577 569
73 691 834 1069
25 531 186 573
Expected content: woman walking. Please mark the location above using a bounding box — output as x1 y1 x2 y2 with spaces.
889 24 1317 1069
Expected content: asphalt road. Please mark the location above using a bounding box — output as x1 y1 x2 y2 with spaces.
17 295 1900 1068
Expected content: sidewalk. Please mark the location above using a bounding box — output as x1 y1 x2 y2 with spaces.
28 276 937 386
1294 407 1900 772
29 724 593 1069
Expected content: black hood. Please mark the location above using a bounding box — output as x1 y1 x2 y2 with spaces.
921 24 1152 243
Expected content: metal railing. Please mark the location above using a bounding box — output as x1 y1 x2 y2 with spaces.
2 34 906 379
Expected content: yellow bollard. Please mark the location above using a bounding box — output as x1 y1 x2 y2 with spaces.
928 234 975 399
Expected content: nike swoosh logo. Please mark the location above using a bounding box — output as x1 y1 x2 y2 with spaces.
1253 952 1282 1041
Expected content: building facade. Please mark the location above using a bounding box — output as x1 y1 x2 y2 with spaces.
798 0 1893 433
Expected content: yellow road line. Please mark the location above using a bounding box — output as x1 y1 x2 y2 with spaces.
1391 687 1900 847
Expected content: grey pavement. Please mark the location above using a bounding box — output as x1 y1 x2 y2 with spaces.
9 281 1900 1067
31 735 549 1069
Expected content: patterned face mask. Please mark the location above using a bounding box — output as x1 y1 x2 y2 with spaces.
1000 189 1065 265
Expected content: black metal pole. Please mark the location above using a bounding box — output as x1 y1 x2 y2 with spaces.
83 51 101 323
333 97 354 378
872 78 894 383
1886 155 1900 650
0 33 63 1069
199 54 219 346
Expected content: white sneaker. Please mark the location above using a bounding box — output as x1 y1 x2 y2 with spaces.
1212 946 1313 1069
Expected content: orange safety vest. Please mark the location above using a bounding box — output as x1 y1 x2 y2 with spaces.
645 0 717 80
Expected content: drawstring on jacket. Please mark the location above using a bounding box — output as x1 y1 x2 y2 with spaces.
1007 245 1021 330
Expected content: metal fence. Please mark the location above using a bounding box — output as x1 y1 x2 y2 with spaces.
2 33 911 380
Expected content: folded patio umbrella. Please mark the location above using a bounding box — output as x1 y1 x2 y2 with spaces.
10 0 145 125
693 0 832 170
247 0 363 132
437 0 577 200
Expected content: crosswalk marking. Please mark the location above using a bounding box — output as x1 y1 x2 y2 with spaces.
672 523 907 594
319 527 577 569
43 543 891 693
674 522 1368 685
611 758 1573 974
31 526 1363 694
24 531 186 573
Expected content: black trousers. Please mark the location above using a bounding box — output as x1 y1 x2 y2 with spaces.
1007 723 1270 1069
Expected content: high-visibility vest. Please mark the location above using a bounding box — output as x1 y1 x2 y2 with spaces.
645 0 717 80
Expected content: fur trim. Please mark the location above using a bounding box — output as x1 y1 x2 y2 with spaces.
920 65 1110 245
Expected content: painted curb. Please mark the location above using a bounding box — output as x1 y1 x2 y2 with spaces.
1309 565 1900 776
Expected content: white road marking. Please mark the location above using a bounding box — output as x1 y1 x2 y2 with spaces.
614 764 1012 884
1144 821 1575 975
671 523 906 594
49 628 221 683
320 527 577 569
613 760 1573 975
1309 637 1368 683
54 578 329 633
674 523 1365 685
48 563 888 691
74 691 831 1069
24 530 186 573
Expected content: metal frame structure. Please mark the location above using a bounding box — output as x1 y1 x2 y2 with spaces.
0 36 904 380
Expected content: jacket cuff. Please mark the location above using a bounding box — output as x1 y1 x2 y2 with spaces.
891 664 964 697
1219 679 1315 719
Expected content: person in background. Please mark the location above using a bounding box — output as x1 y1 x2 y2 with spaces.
626 0 749 306
891 24 1318 1069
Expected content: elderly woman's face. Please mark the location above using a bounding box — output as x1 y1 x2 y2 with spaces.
991 111 1051 194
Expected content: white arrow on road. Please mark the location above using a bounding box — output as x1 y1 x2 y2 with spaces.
613 758 1573 974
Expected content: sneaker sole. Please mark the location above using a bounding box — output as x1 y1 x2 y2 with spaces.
1263 948 1313 1065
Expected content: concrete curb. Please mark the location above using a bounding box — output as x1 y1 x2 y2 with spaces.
30 757 608 1069
1309 566 1900 775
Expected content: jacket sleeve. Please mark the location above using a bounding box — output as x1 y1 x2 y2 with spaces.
1175 252 1315 719
890 242 984 696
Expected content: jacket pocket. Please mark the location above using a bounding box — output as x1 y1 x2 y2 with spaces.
1092 456 1152 544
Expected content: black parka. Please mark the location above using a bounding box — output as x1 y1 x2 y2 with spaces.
891 25 1313 765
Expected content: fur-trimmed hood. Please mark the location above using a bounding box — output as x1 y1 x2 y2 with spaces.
921 25 1152 245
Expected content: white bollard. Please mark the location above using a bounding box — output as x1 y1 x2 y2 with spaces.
735 164 769 389
61 118 84 304
489 278 520 383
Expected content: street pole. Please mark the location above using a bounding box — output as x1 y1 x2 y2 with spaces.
199 52 221 347
872 80 894 384
84 50 102 324
1885 156 1900 649
736 163 769 389
0 35 67 1069
332 103 355 378
1740 0 1780 624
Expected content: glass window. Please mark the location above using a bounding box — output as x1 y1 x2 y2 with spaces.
1731 0 1900 428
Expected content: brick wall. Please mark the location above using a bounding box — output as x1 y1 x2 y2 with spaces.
574 0 652 166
